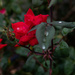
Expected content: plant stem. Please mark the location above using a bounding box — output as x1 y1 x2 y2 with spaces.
54 36 64 45
18 44 44 56
47 0 53 75
49 39 53 75
33 57 47 72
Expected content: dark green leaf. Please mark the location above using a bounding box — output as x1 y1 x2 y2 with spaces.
52 66 59 75
32 0 43 6
54 40 69 58
12 4 21 14
51 21 75 28
64 60 74 75
0 14 5 27
33 45 42 53
62 28 73 36
44 71 49 75
59 40 69 50
0 57 8 68
35 66 45 75
69 47 75 60
23 55 36 72
36 22 46 49
45 25 55 50
15 47 30 56
53 38 61 44
36 23 55 50
48 0 56 8
42 60 50 69
28 24 40 33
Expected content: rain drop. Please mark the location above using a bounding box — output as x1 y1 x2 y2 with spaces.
42 44 46 50
17 27 20 30
45 31 49 36
59 21 62 24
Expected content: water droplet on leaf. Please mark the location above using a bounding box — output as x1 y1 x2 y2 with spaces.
42 44 45 50
59 21 62 23
45 31 49 36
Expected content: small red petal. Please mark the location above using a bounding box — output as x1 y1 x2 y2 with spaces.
0 39 2 43
26 8 35 16
29 38 38 46
15 44 20 47
0 44 7 50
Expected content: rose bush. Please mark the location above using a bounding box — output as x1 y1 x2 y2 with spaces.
0 0 75 75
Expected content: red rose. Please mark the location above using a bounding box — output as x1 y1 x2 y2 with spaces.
24 8 49 26
0 38 7 50
12 8 49 46
12 22 32 39
0 8 6 15
19 30 36 46
29 38 38 46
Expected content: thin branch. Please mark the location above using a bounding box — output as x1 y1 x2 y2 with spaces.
49 59 52 75
18 44 44 56
54 36 64 45
33 57 47 72
47 0 53 75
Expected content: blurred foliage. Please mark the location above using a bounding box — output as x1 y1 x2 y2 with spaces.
0 0 75 75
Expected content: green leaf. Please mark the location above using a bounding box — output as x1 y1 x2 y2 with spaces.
35 66 45 75
54 40 69 58
0 57 8 68
15 47 30 56
59 40 69 50
62 28 73 36
53 38 61 44
58 63 65 74
51 21 75 28
32 0 43 6
0 14 5 27
11 4 21 14
42 60 50 69
44 71 49 75
23 55 36 72
36 23 55 50
33 45 42 53
45 26 55 50
33 45 43 58
52 66 59 75
36 22 46 49
69 47 75 60
64 60 74 75
48 0 56 8
28 24 40 33
73 74 75 75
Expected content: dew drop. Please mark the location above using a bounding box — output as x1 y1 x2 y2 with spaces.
17 27 20 30
45 31 49 36
42 44 46 50
46 32 49 36
59 21 62 24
